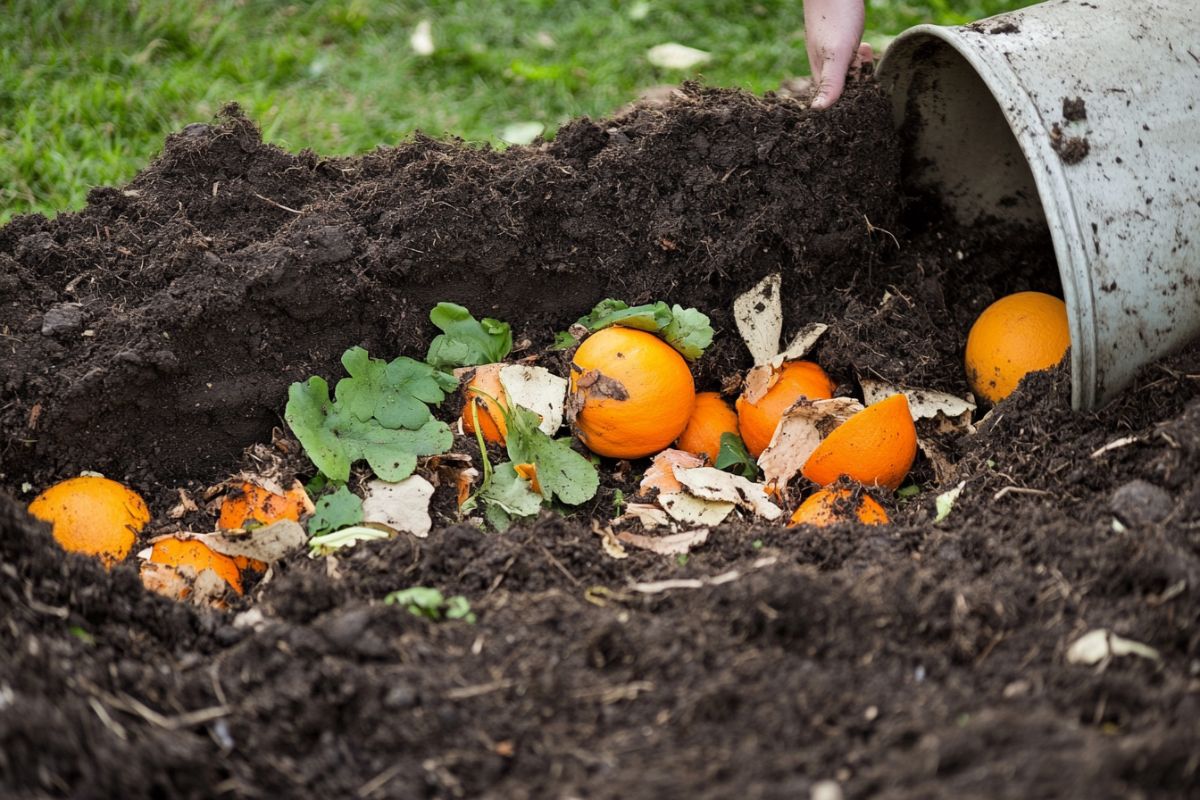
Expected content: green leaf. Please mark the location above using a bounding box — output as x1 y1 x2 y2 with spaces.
444 595 477 623
307 485 364 536
425 302 513 369
662 304 714 361
286 347 455 482
481 462 543 518
286 377 350 481
504 405 599 505
575 299 672 333
551 330 579 350
574 298 714 360
714 432 758 480
384 586 475 624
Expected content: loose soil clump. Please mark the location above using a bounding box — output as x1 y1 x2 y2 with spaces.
3 83 1198 799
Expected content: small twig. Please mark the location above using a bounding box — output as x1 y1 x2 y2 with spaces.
88 697 129 741
992 486 1054 501
538 543 580 587
252 192 303 215
864 215 901 250
357 764 404 798
444 679 516 700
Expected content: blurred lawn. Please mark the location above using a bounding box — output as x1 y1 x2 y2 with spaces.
0 0 1036 222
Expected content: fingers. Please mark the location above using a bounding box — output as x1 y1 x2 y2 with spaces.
811 41 874 110
810 47 855 110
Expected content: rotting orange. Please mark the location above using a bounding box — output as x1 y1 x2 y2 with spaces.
570 327 696 459
461 363 508 444
736 361 836 457
218 482 309 530
148 537 243 595
964 291 1070 404
27 476 150 564
801 394 917 491
788 488 889 528
676 392 739 464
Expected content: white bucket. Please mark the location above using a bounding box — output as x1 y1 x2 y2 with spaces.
876 0 1200 410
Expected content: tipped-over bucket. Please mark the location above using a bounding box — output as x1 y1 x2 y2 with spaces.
876 0 1200 410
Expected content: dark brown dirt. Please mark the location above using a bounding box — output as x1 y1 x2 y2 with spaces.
3 83 1199 799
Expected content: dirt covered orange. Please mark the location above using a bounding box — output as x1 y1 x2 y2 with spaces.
675 392 739 463
964 291 1070 404
571 327 695 459
737 361 835 457
802 394 917 491
788 488 889 527
27 476 150 564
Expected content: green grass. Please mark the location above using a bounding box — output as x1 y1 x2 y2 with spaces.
1 0 1036 223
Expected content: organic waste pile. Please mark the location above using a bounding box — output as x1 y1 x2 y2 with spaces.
2 84 1199 799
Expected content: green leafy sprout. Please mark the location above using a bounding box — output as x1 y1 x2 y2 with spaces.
285 346 456 482
714 432 758 480
561 298 714 360
425 302 513 370
384 587 476 624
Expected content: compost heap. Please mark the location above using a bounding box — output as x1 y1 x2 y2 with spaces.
2 83 1198 799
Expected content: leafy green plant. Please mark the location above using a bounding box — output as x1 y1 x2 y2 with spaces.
307 484 364 536
714 432 758 480
504 405 598 505
562 299 714 360
384 586 476 624
285 346 455 482
425 302 513 370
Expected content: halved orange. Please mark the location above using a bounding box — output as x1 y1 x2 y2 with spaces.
801 394 916 491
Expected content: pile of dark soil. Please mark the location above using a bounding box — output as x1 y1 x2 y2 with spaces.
2 83 1198 799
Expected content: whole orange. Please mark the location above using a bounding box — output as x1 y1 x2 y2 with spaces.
788 488 889 527
676 392 739 464
736 361 835 457
964 291 1070 404
801 394 917 491
27 476 150 564
571 327 696 459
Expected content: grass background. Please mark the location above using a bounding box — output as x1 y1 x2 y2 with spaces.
1 0 1035 222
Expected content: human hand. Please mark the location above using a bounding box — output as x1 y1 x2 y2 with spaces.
804 0 870 110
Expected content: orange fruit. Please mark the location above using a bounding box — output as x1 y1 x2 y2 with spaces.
788 488 889 527
964 291 1070 404
570 327 696 459
148 537 243 595
218 482 308 530
27 476 150 564
461 363 508 444
676 392 739 464
736 361 836 457
801 394 917 491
